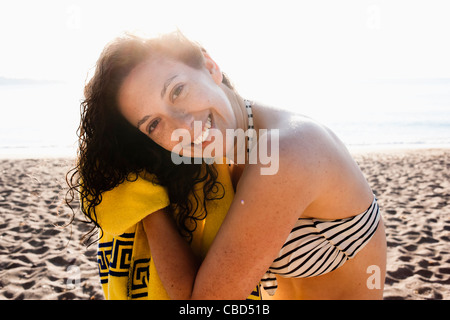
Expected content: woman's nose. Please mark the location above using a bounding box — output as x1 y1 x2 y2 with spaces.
171 110 195 131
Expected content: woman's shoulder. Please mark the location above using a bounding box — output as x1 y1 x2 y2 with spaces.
277 113 339 164
258 105 335 154
252 104 338 172
243 112 326 186
236 113 329 225
253 110 348 195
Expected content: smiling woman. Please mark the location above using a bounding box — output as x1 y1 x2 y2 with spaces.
66 30 387 300
67 31 232 244
65 31 263 299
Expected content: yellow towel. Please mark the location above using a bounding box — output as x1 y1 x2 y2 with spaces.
95 162 261 300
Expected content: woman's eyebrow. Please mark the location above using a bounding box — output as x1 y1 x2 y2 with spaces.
137 115 151 129
137 74 178 129
161 75 178 98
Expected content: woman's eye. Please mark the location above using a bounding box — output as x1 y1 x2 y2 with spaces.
171 84 184 101
147 118 160 134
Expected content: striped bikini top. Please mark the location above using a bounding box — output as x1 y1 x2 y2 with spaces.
261 196 381 296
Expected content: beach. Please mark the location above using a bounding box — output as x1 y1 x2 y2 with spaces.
353 148 450 299
0 149 449 300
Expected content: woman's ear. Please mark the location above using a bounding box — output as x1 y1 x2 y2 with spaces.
202 50 223 85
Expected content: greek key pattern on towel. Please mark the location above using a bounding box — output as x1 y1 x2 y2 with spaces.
98 241 113 284
98 232 151 298
130 258 150 299
98 233 134 280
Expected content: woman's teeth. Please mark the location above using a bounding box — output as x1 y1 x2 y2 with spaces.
193 116 212 145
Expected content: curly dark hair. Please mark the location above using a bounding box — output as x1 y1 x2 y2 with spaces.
65 31 234 245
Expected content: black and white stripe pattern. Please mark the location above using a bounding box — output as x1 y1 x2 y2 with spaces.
228 100 254 166
244 100 255 162
261 197 381 296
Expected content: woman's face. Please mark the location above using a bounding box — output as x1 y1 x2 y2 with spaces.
118 52 237 157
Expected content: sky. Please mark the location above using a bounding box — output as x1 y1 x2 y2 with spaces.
1 0 450 112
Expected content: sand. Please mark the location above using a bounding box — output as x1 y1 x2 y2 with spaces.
0 158 103 300
353 149 450 300
0 149 449 300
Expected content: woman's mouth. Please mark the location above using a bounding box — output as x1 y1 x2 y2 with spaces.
192 114 212 146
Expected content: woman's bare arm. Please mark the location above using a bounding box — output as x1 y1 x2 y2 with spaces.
142 208 200 300
142 127 326 300
190 130 323 299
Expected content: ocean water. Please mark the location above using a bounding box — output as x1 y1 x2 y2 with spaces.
339 80 450 148
0 82 81 158
287 78 450 150
0 79 449 159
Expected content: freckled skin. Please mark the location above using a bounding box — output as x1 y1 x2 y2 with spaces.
121 50 386 299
